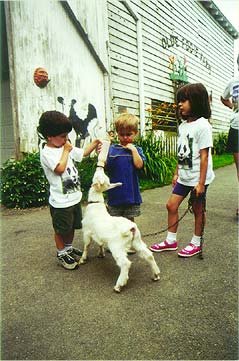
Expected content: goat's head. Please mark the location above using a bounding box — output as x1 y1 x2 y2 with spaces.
88 168 122 203
92 168 122 192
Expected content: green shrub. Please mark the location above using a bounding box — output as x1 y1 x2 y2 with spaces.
0 153 49 209
135 132 177 184
213 132 228 155
75 156 97 201
0 153 98 208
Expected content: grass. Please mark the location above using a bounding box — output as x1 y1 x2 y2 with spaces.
212 153 234 169
139 153 234 192
139 178 164 191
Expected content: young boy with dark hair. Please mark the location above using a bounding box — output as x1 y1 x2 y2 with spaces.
38 110 101 270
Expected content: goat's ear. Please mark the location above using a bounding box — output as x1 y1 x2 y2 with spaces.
108 182 122 190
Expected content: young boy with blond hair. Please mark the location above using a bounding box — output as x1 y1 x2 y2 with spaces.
106 114 145 254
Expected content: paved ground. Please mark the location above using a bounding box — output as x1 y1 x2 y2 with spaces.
1 164 238 360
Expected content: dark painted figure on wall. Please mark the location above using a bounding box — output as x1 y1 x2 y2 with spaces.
57 97 98 147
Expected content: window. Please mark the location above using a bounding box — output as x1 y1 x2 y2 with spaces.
149 99 177 132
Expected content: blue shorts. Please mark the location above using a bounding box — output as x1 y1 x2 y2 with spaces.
172 182 208 198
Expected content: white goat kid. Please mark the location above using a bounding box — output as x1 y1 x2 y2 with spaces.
79 168 160 293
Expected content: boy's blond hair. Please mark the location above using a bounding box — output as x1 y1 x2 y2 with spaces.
114 113 139 133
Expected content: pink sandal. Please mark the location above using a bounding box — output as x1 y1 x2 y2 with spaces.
149 240 178 253
178 243 202 257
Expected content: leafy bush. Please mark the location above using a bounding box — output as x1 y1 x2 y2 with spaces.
75 156 97 201
135 132 177 185
213 132 228 155
0 151 99 208
0 153 49 209
0 152 98 208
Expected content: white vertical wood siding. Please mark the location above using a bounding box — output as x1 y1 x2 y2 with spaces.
107 0 235 133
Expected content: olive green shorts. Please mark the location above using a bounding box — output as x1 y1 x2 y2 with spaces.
50 203 82 235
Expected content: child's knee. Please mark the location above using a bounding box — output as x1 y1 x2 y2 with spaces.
166 200 177 213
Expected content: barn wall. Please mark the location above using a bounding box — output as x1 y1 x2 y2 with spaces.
3 0 108 159
2 0 236 165
107 0 235 134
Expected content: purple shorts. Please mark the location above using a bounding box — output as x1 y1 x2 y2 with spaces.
172 182 208 198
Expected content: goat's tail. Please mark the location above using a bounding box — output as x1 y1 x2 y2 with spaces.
130 227 136 239
130 226 141 241
121 225 137 238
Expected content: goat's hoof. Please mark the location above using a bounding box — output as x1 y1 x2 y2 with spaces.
113 286 121 293
79 258 87 265
152 274 160 281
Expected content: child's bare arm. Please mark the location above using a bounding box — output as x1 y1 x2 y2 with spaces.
195 148 209 195
220 96 233 109
54 141 73 175
83 139 102 157
172 164 178 187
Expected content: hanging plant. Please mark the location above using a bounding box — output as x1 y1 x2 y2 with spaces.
168 55 188 82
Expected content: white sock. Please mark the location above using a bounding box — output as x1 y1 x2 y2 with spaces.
190 235 201 247
64 244 73 251
57 248 67 256
162 231 177 245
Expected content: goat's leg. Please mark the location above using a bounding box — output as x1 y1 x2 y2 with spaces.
97 245 105 258
79 233 91 264
110 249 131 293
133 237 160 281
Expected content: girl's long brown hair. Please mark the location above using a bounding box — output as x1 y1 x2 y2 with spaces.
176 83 211 119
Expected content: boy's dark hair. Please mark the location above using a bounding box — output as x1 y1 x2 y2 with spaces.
37 110 72 139
176 83 211 119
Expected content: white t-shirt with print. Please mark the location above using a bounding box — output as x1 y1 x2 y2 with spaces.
40 145 84 208
177 117 215 186
222 76 239 130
